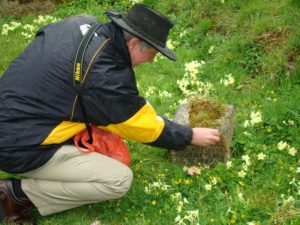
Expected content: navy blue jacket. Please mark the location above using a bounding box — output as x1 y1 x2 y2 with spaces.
0 15 192 173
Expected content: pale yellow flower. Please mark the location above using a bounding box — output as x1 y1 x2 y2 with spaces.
250 111 262 125
238 170 246 178
184 210 199 223
277 141 288 150
211 177 218 185
244 120 250 128
208 45 215 54
288 146 297 156
226 161 233 168
257 152 266 160
242 155 251 166
166 39 175 50
205 184 213 191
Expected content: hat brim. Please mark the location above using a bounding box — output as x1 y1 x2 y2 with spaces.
105 10 176 61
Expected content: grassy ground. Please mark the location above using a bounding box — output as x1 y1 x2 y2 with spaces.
1 0 300 224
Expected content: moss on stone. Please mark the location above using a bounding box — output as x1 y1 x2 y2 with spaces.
188 97 228 128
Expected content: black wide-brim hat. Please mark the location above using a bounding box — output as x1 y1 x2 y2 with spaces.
105 3 176 61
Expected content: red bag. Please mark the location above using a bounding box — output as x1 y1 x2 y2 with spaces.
74 125 130 166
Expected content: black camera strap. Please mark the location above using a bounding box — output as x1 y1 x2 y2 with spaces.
73 23 102 142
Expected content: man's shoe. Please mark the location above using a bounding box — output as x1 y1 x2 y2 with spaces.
0 179 36 225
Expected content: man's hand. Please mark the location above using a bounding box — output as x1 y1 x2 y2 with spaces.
191 128 220 147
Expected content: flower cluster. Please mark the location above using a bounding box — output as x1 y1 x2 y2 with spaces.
277 141 297 156
244 111 263 127
144 180 170 195
167 39 177 50
144 85 172 99
205 176 218 191
130 0 143 4
208 45 215 54
175 210 199 225
220 73 235 86
177 60 213 98
280 194 295 206
172 192 199 225
1 15 59 40
144 86 156 97
183 165 201 175
257 152 266 160
33 15 58 24
237 155 252 178
158 90 172 98
2 22 22 35
226 160 233 168
170 192 189 213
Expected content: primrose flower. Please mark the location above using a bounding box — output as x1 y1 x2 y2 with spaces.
21 32 33 39
145 86 156 97
226 161 233 168
220 73 235 86
250 111 262 125
242 155 251 166
184 210 199 223
238 192 244 201
33 15 58 24
296 167 300 173
90 220 101 225
247 222 259 225
211 177 218 185
175 215 185 225
277 141 288 150
144 180 170 194
238 170 246 178
154 53 163 62
1 21 22 35
23 24 36 32
205 184 213 191
208 45 215 54
130 0 142 4
171 192 182 202
158 90 172 98
184 60 202 75
177 201 184 213
179 29 187 37
257 152 266 160
243 120 250 128
288 146 297 156
283 196 295 205
167 39 175 50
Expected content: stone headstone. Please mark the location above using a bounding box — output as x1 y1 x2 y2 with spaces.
171 102 234 166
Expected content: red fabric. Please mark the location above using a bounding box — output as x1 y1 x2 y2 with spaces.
74 125 130 166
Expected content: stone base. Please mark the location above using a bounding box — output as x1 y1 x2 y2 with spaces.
171 103 234 166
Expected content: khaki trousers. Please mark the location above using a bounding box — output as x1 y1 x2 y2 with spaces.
20 145 133 216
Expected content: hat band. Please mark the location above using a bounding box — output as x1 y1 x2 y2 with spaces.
122 15 166 48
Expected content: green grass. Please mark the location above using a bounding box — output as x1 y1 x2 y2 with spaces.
1 0 300 224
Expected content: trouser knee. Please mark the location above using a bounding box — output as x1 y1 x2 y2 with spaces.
112 166 133 197
96 166 133 199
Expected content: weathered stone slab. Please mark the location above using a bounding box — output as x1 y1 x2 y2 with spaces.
171 102 234 166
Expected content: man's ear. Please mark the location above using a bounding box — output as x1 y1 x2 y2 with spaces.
127 38 140 51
